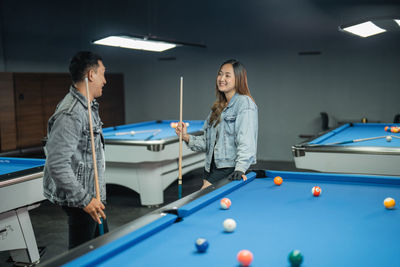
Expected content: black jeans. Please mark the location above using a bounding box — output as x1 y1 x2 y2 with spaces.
62 206 109 249
204 157 234 184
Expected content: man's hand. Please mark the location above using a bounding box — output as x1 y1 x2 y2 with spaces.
83 198 106 224
228 171 246 181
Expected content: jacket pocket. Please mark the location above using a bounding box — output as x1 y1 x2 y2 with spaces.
85 126 102 154
224 115 236 136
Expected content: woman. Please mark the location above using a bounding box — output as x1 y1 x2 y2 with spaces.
176 59 258 189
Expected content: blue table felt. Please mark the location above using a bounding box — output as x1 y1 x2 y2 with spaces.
63 170 400 267
310 123 400 147
0 157 46 176
103 120 204 141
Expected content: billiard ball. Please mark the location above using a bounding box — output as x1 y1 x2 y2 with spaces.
385 126 390 132
195 238 209 252
391 127 399 133
223 218 236 232
312 186 321 197
220 198 232 210
274 176 283 186
170 122 190 128
386 136 392 142
383 197 396 209
288 250 303 267
237 249 253 266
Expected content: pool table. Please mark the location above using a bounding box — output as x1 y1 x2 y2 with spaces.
293 123 400 176
103 120 205 206
0 157 46 265
41 170 400 267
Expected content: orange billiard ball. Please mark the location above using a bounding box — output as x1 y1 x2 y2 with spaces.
384 197 395 209
274 176 283 186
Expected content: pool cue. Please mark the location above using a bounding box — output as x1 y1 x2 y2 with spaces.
178 77 183 199
113 129 161 136
145 129 162 140
312 135 388 146
85 77 104 235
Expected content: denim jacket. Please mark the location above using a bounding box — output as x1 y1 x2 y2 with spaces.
188 93 258 173
43 86 106 208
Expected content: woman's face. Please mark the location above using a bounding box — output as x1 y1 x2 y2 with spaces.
217 64 236 94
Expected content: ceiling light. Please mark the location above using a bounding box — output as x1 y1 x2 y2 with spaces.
93 36 178 52
340 21 386 38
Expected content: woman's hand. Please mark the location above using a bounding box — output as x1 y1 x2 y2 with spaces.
175 122 190 143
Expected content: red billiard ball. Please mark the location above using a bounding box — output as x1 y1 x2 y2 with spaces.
312 186 321 197
274 176 283 186
220 198 232 210
237 250 253 266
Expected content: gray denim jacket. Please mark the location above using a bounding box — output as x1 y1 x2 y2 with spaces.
188 93 258 173
43 86 106 208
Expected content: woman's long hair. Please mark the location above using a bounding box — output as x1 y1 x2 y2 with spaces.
209 59 254 126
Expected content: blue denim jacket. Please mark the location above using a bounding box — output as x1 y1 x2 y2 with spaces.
43 86 106 208
188 93 258 173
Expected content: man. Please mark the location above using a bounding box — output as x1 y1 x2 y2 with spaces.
43 51 108 249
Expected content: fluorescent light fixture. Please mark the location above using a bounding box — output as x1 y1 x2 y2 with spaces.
93 36 177 52
341 21 386 37
395 19 400 27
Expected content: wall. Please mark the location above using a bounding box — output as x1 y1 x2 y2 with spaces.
0 1 399 160
121 38 400 160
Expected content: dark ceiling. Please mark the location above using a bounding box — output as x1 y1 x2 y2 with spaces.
0 0 399 61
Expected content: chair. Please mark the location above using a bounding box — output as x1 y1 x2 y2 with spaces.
394 114 400 123
320 112 329 131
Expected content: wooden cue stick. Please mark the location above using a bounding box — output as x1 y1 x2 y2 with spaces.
178 77 183 199
324 135 387 146
114 129 161 136
85 78 104 235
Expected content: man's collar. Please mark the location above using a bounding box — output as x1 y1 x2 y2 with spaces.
69 85 99 110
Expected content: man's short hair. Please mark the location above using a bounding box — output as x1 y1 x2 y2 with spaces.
69 51 103 84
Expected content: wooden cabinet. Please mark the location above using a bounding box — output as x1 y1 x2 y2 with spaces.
0 73 124 152
0 73 17 151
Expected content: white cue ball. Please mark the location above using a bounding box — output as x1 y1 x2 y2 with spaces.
223 218 237 232
386 136 392 142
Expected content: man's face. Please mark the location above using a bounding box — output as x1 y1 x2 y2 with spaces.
91 60 106 99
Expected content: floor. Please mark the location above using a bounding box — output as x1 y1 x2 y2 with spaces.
0 160 299 267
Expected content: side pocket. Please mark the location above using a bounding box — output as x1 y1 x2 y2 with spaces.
76 161 85 186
